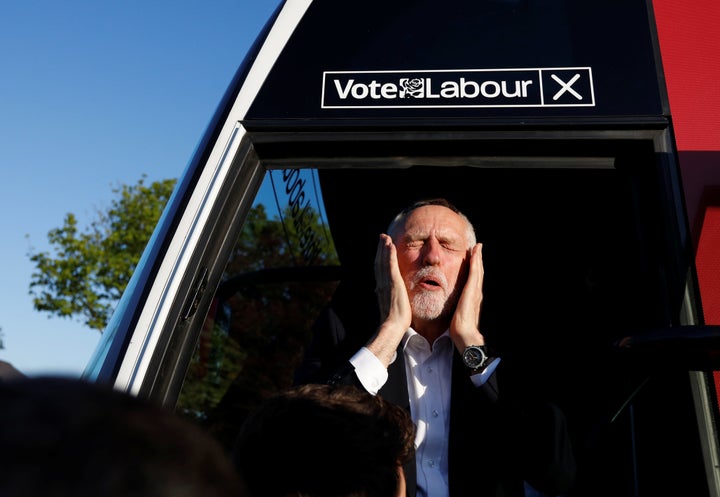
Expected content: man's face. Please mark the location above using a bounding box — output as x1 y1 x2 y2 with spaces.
393 205 470 321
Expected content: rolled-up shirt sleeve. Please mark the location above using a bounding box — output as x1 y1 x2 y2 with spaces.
349 347 390 395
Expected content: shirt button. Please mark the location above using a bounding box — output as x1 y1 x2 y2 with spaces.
427 367 433 373
432 410 439 418
427 460 435 468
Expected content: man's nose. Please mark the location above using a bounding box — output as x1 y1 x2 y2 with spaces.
422 239 442 265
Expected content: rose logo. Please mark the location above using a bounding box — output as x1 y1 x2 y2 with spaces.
400 78 423 98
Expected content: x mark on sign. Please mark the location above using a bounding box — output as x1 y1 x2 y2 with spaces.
551 73 582 100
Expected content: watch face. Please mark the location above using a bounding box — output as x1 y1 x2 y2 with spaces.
463 346 486 369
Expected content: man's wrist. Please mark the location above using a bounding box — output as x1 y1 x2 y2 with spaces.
462 344 490 373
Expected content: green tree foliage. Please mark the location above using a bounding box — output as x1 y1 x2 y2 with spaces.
27 170 342 450
27 176 177 332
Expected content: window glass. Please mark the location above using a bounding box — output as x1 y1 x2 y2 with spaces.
175 169 340 447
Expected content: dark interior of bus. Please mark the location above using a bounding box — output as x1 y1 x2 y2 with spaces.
188 132 711 496
308 138 708 496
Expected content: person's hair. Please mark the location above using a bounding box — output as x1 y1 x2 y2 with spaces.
233 383 415 497
0 376 244 497
387 198 476 249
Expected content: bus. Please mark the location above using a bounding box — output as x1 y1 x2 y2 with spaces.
85 1 720 495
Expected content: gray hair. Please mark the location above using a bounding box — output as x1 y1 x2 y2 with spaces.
387 198 476 249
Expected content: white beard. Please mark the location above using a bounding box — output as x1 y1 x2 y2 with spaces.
409 267 458 321
411 290 447 321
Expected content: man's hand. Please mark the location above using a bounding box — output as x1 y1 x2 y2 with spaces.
449 243 486 351
367 234 412 367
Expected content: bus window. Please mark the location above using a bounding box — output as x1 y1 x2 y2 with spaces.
174 168 340 448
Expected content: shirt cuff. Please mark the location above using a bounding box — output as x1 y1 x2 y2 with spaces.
470 357 501 387
349 347 389 395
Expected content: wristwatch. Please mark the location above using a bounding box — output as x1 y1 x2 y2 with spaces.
462 345 489 373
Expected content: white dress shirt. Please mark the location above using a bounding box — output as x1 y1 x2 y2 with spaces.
349 328 500 497
404 329 453 497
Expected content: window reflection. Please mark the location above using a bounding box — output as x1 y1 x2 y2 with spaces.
175 169 339 448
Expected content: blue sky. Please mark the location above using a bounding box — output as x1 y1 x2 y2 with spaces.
0 1 282 376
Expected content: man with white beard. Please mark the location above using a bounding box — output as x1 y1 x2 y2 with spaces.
297 198 576 497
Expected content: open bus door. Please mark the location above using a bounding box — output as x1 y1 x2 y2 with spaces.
85 0 720 495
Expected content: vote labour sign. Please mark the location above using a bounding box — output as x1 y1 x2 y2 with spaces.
321 67 594 109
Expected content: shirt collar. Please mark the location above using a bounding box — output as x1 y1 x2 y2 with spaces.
402 327 451 351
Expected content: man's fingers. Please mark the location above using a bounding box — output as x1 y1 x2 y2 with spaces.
471 243 484 285
375 234 400 318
